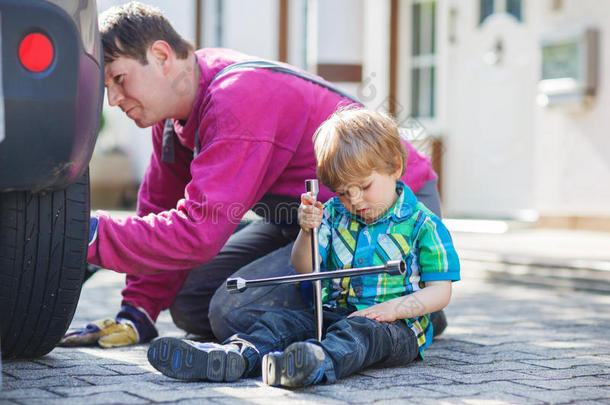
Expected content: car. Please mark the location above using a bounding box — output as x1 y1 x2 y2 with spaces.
0 0 103 359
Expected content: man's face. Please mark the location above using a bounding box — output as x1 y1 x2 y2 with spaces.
104 53 166 128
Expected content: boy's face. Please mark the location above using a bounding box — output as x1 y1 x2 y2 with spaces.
104 52 168 128
335 169 401 224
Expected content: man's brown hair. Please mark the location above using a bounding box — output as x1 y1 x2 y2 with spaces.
99 1 194 64
314 108 407 192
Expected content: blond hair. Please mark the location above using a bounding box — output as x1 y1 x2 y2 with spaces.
313 108 407 191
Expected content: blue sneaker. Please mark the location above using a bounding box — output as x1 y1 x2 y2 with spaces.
262 342 326 387
148 337 245 381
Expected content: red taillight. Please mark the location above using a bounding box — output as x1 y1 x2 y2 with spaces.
18 33 54 73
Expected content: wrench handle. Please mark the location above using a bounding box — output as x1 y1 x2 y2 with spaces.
305 179 323 341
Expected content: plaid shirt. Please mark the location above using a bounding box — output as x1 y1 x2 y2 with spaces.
318 181 460 353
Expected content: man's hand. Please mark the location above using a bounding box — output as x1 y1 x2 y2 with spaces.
58 305 158 348
297 192 323 232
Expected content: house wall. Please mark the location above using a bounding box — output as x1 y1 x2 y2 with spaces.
529 0 610 222
94 0 610 227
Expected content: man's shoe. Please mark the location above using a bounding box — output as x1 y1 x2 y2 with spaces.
262 342 325 387
148 337 245 381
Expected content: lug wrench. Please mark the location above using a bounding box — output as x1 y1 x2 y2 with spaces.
226 260 406 340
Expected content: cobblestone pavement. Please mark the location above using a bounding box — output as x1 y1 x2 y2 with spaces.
2 250 609 404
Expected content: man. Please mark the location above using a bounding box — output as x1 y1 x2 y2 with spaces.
61 1 441 348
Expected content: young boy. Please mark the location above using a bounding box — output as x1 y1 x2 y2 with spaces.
147 109 460 387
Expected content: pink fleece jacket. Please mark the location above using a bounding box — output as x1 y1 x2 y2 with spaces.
87 48 437 320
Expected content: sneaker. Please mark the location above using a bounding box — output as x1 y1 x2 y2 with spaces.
262 342 326 387
148 337 245 381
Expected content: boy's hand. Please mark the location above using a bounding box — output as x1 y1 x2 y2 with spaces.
349 284 445 323
297 192 323 233
348 301 398 323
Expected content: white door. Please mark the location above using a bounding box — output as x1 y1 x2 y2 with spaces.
444 11 537 219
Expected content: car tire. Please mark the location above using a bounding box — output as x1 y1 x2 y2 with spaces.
0 170 89 359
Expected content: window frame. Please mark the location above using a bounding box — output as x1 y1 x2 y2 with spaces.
409 0 438 121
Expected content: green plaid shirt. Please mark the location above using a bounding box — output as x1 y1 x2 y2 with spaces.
318 181 460 353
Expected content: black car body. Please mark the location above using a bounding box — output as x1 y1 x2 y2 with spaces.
0 0 102 191
0 0 103 359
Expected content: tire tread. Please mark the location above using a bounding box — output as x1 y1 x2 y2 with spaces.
1 171 89 359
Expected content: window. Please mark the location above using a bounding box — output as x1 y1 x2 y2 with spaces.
479 0 494 24
480 0 522 25
410 0 436 118
506 0 522 21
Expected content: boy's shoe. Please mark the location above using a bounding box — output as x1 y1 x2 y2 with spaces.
431 310 448 337
262 342 326 387
148 337 245 381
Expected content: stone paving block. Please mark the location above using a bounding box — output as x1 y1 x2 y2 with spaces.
201 396 344 405
408 365 472 383
445 392 546 405
511 375 610 390
152 376 260 389
428 348 547 364
205 384 294 400
0 387 62 399
99 363 156 375
357 365 454 385
3 365 119 380
421 357 471 369
38 349 87 361
518 364 610 379
493 341 606 358
2 361 49 371
16 391 149 405
171 399 221 405
3 375 91 389
309 383 446 402
1 373 18 385
75 347 151 364
436 360 550 374
74 373 161 386
478 380 610 404
371 400 450 405
520 357 604 369
49 382 162 397
341 372 450 389
428 338 484 351
554 401 610 405
355 366 413 378
31 358 86 368
417 382 483 396
446 334 524 346
282 393 348 404
121 387 232 402
36 348 150 369
420 366 537 385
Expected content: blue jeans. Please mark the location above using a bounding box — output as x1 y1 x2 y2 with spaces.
225 307 420 382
